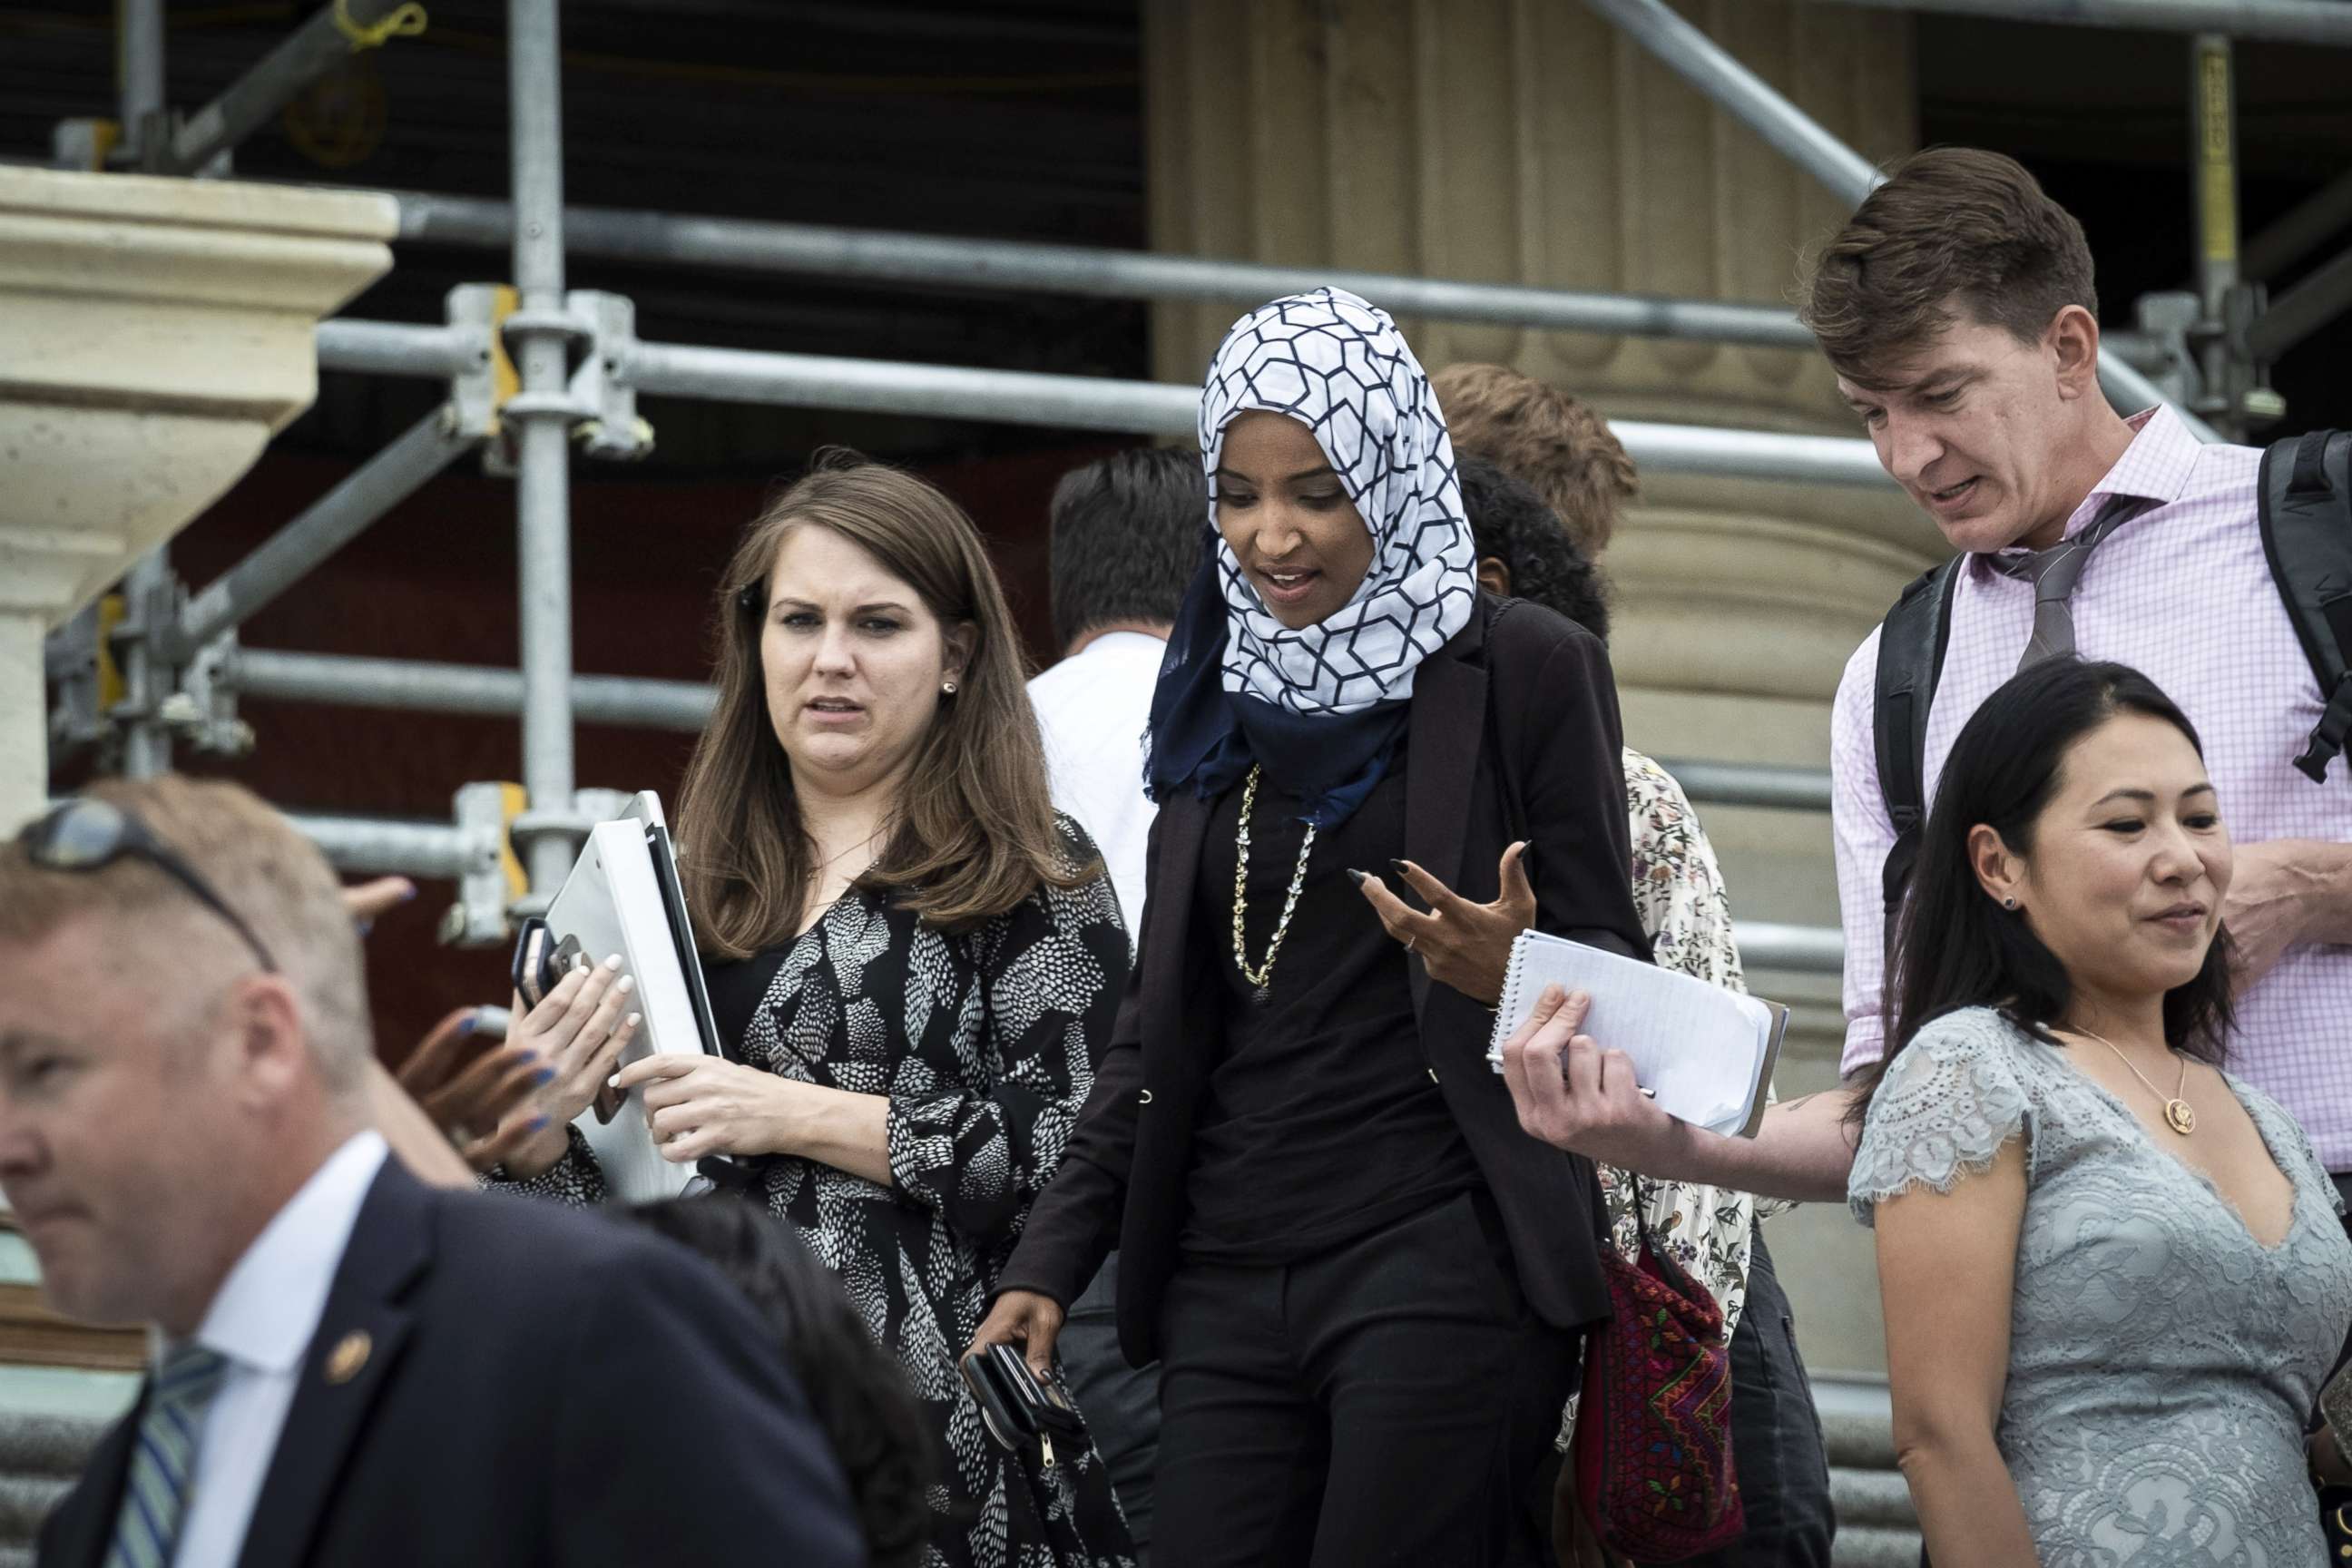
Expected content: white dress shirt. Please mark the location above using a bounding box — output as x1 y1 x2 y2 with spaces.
1027 631 1167 944
171 1131 389 1568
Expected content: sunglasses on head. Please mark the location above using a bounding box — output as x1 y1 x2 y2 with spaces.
16 798 279 974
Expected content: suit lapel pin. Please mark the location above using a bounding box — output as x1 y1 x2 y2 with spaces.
324 1330 372 1386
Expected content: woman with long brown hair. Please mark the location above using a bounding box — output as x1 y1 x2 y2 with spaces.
493 452 1136 1567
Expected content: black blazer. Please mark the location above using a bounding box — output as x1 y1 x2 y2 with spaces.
997 595 1650 1364
39 1160 866 1568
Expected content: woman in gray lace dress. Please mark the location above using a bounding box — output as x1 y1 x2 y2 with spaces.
1845 658 2352 1563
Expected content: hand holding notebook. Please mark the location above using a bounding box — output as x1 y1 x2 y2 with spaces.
1485 930 1784 1139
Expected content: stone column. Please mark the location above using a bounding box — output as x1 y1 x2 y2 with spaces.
1146 0 1937 1374
0 168 396 831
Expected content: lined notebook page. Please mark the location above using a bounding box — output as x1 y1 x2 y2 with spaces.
1484 931 1782 1138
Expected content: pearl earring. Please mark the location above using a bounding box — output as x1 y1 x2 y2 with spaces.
941 680 958 696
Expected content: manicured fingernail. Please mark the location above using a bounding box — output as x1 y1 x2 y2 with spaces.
624 1012 641 1030
603 954 622 972
457 1011 478 1037
398 885 417 902
1346 868 1367 887
356 920 374 937
528 1114 550 1131
615 975 636 995
607 1073 622 1089
1389 858 1410 877
532 1066 556 1084
513 1046 539 1063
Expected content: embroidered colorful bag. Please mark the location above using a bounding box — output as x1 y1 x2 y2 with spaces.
1570 1176 1744 1558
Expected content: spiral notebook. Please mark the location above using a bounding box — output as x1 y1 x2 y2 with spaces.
1483 930 1785 1139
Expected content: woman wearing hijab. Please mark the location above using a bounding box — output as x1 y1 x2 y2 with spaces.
973 289 1649 1567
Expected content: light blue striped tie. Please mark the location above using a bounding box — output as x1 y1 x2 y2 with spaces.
104 1344 230 1568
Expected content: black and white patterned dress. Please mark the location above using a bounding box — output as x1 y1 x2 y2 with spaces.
500 818 1137 1568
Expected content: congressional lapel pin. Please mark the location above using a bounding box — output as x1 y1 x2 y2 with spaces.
324 1330 372 1386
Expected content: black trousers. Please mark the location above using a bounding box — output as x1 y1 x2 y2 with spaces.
1676 1228 1837 1568
1060 1251 1161 1561
1152 1190 1579 1568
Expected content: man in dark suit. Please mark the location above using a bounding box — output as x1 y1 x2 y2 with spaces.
0 777 864 1568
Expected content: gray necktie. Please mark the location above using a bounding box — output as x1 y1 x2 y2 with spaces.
1988 494 2153 671
105 1344 230 1568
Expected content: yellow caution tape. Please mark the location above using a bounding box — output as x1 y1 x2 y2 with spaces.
335 0 428 52
497 781 528 904
95 594 126 711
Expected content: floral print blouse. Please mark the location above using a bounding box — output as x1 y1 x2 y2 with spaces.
1600 749 1782 1336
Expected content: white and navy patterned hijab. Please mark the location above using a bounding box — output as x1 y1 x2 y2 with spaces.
1200 287 1478 715
1145 289 1476 827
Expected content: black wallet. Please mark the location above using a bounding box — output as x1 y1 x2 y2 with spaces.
958 1343 1085 1466
510 916 583 1009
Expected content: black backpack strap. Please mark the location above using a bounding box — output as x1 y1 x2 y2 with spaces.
1872 556 1964 956
2258 429 2352 783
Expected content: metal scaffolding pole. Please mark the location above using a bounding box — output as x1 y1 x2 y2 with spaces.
2244 166 2352 281
315 318 486 379
285 809 492 879
176 408 480 656
221 647 718 731
2189 34 2243 435
622 339 1899 488
383 190 1819 350
116 554 172 778
1807 0 2352 46
507 0 577 897
1732 921 1845 975
1656 759 1834 813
117 0 166 162
315 320 1897 488
1585 0 2221 443
162 0 419 177
113 0 172 775
2248 245 2352 360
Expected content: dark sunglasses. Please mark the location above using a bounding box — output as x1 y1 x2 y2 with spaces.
17 799 279 974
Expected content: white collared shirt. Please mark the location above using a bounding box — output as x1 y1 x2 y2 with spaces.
170 1131 389 1568
1028 631 1167 944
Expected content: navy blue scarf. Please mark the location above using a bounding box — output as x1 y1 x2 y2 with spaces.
1143 544 1409 828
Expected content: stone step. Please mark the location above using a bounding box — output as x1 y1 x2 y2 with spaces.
1828 1464 1916 1529
0 1474 71 1541
0 1415 107 1480
0 1378 1930 1560
1835 1523 1927 1568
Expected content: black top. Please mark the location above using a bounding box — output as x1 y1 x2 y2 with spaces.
505 818 1138 1568
1179 761 1480 1262
998 596 1651 1362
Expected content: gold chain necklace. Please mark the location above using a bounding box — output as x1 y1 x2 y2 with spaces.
1230 765 1317 1005
2073 1026 2196 1136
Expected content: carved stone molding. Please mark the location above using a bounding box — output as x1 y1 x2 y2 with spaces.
0 168 396 828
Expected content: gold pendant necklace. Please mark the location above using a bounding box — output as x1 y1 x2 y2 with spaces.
2073 1026 2196 1135
1230 765 1317 1005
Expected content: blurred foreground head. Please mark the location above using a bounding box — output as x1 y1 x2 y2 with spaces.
0 778 371 1335
626 1196 936 1568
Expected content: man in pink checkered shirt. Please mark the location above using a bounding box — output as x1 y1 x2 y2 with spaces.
1496 149 2352 1210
